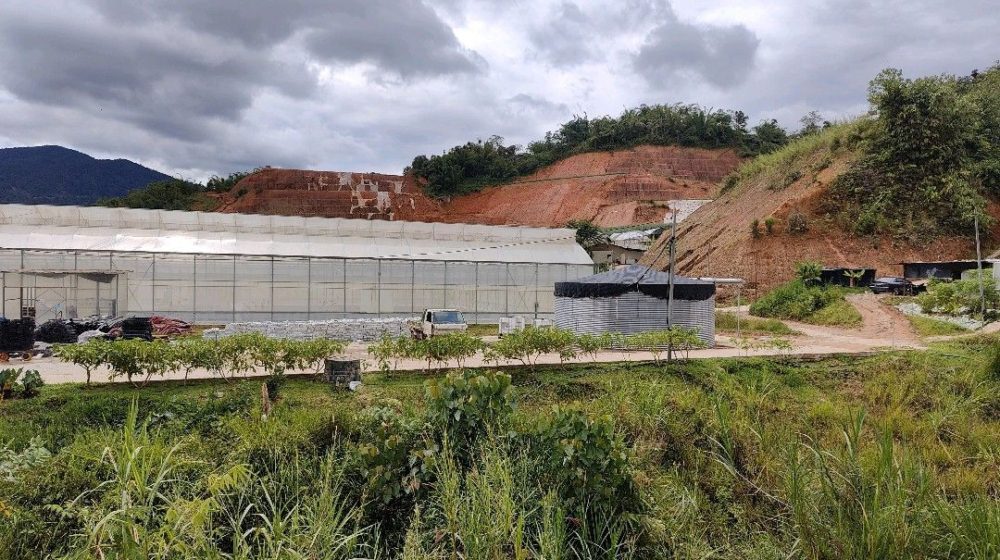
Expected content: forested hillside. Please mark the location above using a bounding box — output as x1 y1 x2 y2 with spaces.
826 65 1000 235
97 169 258 211
0 145 171 205
644 64 1000 290
409 104 789 198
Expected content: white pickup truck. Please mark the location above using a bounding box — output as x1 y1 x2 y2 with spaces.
409 309 468 339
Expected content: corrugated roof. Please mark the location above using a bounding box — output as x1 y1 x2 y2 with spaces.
0 204 593 265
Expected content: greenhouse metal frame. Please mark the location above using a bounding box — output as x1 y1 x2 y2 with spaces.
0 205 594 324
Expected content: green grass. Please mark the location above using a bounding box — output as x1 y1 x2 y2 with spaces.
803 298 864 327
907 314 971 336
3 341 1000 558
465 323 498 337
883 294 917 306
721 120 863 194
715 311 799 335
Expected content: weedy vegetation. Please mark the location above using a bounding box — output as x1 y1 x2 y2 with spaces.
3 332 1000 558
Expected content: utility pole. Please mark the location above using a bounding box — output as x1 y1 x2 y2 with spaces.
975 212 986 320
667 209 678 362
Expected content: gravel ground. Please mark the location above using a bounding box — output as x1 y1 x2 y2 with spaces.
895 302 985 330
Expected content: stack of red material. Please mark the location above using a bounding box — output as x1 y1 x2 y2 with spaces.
150 316 192 337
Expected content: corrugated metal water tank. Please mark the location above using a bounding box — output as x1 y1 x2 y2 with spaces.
553 265 715 347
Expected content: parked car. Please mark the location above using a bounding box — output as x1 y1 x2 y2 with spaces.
869 277 923 295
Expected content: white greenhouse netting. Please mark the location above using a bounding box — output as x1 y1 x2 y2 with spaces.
0 205 594 324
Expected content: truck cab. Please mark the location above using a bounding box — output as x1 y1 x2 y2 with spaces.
412 309 468 339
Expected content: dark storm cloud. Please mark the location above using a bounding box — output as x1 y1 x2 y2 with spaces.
632 8 760 90
302 1 484 78
0 1 481 143
90 0 483 77
527 2 596 65
527 0 671 66
507 94 570 115
0 0 995 180
0 10 311 142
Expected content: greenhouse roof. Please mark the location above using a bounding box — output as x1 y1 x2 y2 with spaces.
0 204 593 265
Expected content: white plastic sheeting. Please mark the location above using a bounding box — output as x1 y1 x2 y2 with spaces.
0 204 592 264
0 205 594 323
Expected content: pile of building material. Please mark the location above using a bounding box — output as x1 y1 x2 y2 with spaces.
151 316 192 337
205 317 416 342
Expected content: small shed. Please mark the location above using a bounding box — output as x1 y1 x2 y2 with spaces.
903 260 997 280
553 264 715 347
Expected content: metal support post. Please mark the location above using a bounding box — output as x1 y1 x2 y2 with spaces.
667 210 678 362
193 254 198 323
232 255 237 322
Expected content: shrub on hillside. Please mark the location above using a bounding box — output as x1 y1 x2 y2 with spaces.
827 65 1000 236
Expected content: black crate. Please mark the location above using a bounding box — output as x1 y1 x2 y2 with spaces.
0 317 36 352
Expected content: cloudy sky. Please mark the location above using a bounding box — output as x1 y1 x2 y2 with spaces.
0 0 996 181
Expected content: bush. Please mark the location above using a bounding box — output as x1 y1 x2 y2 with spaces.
764 217 775 234
0 368 43 400
788 211 809 234
17 370 43 398
720 173 740 194
775 169 802 189
352 406 425 505
532 407 638 513
369 334 416 373
486 326 577 369
795 261 823 286
625 328 706 362
750 218 762 239
54 339 112 385
55 335 347 385
425 370 514 458
917 273 999 316
416 333 484 370
750 280 843 321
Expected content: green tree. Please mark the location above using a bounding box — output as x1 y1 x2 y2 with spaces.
98 179 206 210
566 219 605 249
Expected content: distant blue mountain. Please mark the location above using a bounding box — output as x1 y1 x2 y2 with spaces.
0 145 172 205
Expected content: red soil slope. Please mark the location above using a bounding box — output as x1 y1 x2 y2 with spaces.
436 146 738 227
643 155 997 294
214 169 440 220
216 146 741 228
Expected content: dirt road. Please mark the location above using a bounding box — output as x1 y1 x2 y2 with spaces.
777 293 922 352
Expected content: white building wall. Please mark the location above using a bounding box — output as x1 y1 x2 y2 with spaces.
0 205 595 323
0 248 593 323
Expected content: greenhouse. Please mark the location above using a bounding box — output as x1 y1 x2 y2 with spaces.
0 204 594 324
553 264 716 346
